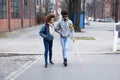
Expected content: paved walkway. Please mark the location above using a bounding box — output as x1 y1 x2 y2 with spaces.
0 22 115 55
15 54 120 80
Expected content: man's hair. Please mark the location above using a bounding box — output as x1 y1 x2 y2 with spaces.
45 14 55 23
61 10 68 15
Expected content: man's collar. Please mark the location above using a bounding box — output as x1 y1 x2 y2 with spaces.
62 18 68 21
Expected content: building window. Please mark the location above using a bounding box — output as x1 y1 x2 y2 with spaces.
24 0 28 18
0 0 7 19
30 0 35 19
36 0 41 5
11 0 20 19
36 0 39 5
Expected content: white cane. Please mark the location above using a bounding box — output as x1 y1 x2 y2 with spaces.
72 40 86 72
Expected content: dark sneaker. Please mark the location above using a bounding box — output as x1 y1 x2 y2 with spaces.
50 61 54 65
44 64 48 68
64 62 67 66
63 58 67 67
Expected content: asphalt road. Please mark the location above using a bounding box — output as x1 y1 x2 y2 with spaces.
16 54 120 80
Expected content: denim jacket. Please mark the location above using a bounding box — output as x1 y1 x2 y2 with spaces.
39 24 54 41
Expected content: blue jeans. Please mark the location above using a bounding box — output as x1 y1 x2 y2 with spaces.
60 37 70 59
43 39 53 64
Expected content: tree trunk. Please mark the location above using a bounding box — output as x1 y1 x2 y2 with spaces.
75 0 81 32
68 0 74 21
62 0 81 32
115 0 119 23
45 0 49 16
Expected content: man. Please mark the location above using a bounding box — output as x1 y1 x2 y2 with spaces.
55 10 75 66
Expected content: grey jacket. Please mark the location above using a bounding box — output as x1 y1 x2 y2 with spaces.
55 18 74 38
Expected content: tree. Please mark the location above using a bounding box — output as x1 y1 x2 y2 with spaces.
115 0 119 23
75 0 81 32
45 0 50 16
61 0 81 32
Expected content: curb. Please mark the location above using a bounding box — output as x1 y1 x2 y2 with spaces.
0 52 42 57
0 51 120 57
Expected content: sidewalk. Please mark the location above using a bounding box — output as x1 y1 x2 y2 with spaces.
0 22 115 55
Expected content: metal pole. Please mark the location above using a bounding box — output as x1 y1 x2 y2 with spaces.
21 0 23 29
8 0 11 32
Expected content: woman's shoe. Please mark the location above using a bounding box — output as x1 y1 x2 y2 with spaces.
44 64 48 68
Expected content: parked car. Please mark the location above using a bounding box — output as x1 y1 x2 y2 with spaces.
88 17 94 21
104 17 114 22
85 19 90 25
96 18 104 22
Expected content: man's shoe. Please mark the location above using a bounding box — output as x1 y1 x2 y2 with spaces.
50 61 54 65
64 62 67 66
63 58 67 67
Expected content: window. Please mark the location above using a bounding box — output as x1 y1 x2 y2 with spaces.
30 0 35 18
11 0 20 19
24 0 28 18
0 0 7 19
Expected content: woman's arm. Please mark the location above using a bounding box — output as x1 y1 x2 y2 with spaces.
39 24 47 38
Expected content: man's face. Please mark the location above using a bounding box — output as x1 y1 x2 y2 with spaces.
62 15 68 21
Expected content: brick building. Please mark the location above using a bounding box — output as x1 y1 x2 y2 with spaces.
102 0 120 21
111 0 120 20
86 0 120 21
0 0 36 32
36 0 48 24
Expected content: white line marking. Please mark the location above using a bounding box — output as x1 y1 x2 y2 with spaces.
72 42 86 72
4 55 41 80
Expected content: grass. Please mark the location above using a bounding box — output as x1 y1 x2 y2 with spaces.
0 33 8 38
73 37 96 40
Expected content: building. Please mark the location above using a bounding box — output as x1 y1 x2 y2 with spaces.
0 0 36 32
111 0 120 21
36 0 46 24
86 0 120 21
100 0 120 21
36 0 56 24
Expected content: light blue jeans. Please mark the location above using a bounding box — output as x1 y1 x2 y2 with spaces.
60 37 70 59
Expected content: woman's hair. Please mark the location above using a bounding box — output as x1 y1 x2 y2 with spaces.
45 14 55 23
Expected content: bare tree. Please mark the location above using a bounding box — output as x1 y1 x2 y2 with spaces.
61 0 81 32
45 0 50 16
115 0 119 23
75 0 81 31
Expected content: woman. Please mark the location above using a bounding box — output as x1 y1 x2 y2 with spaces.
39 14 55 68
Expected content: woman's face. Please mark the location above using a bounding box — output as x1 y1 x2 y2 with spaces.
50 18 55 23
